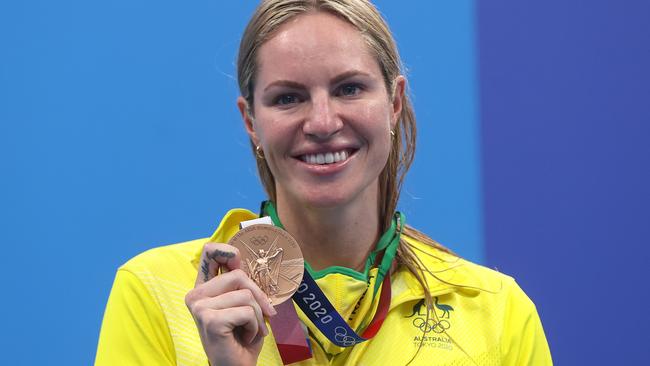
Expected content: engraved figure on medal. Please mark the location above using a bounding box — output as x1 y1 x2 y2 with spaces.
242 238 283 296
228 224 304 305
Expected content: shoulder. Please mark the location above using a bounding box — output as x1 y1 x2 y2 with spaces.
119 207 259 281
401 234 514 295
120 238 205 276
99 238 210 365
117 238 207 301
378 234 550 364
399 234 539 327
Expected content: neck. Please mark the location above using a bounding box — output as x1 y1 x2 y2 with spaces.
274 191 381 272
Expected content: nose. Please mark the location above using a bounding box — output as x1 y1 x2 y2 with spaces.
302 91 343 140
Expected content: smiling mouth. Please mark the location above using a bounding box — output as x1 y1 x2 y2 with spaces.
299 149 354 165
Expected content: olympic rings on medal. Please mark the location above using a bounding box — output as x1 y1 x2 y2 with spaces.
412 317 450 333
249 235 268 246
334 326 358 346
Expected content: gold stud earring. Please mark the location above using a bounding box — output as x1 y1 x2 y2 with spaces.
255 145 265 159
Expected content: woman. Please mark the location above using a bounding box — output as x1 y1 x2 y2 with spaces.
96 1 552 365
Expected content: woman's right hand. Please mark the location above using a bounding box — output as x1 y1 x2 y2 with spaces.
185 243 277 366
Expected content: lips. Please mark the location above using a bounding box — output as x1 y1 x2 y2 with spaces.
300 149 349 165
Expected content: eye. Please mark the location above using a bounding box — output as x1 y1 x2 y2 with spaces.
338 83 362 97
275 94 300 106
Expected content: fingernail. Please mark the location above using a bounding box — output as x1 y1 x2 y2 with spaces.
269 305 277 316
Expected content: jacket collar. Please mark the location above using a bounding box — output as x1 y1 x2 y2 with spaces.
194 208 487 308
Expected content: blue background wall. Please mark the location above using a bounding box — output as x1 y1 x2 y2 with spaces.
2 0 648 364
478 1 650 364
1 1 480 364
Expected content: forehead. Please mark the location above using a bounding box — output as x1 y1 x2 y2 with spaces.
255 12 380 84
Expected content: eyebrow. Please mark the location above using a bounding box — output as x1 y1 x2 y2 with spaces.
262 70 373 92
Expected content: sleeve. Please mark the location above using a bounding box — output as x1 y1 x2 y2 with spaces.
95 268 177 365
500 280 553 366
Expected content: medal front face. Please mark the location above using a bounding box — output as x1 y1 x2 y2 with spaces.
228 224 304 305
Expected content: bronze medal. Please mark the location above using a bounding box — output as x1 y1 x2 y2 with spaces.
228 224 304 305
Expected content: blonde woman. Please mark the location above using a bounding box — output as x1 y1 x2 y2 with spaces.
96 1 552 365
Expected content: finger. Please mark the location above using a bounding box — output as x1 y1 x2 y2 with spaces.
194 289 268 336
206 242 242 271
222 306 261 345
195 242 241 287
194 268 276 317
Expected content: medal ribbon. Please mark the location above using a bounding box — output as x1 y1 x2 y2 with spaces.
293 269 391 347
262 201 405 348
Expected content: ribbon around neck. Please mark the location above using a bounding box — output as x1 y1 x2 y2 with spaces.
260 201 404 348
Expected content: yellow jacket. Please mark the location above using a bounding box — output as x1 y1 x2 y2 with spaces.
96 209 552 365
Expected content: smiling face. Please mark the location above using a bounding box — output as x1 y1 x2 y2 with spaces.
240 11 404 211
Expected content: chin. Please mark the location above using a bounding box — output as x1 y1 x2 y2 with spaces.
295 183 372 210
299 192 351 209
311 199 353 210
276 176 379 212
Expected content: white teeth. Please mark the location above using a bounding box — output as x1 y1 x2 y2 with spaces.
301 150 350 165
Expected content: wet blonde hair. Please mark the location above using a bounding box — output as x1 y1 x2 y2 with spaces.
237 1 461 361
239 0 438 229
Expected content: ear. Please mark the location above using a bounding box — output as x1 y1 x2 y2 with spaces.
390 75 406 129
237 96 260 146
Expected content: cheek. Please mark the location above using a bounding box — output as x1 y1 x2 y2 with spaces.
254 116 291 146
353 101 393 141
254 118 300 175
366 103 394 164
